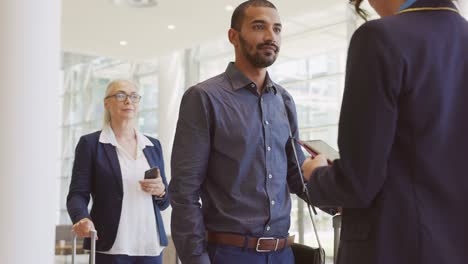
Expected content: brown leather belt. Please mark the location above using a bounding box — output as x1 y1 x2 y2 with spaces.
207 231 295 252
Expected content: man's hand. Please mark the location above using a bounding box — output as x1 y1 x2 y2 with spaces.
302 154 328 181
72 218 97 238
139 176 166 197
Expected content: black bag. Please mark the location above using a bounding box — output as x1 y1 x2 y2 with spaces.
280 93 326 264
291 243 325 264
287 144 326 264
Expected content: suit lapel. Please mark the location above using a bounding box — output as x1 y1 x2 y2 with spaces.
102 143 124 193
143 146 158 168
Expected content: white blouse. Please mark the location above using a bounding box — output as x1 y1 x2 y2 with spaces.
98 125 164 256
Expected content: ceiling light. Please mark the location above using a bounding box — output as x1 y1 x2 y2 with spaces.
167 25 176 30
225 5 234 11
113 0 158 8
119 41 128 46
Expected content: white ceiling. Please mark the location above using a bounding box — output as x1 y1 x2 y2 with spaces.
62 0 350 61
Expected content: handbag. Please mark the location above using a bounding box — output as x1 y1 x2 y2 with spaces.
279 93 326 264
291 243 325 264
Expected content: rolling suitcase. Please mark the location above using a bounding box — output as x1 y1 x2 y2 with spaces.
72 230 97 264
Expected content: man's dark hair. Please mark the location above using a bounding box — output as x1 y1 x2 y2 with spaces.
230 0 277 31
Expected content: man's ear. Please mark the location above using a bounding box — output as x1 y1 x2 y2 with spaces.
228 28 239 47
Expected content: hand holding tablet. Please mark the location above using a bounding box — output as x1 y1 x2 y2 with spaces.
297 139 339 165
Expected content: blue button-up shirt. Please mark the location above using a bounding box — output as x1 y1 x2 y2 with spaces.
169 62 305 263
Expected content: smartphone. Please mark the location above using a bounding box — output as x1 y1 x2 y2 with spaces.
144 167 160 179
297 139 340 165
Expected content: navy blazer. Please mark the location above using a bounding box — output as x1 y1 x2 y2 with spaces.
307 1 468 264
66 131 169 251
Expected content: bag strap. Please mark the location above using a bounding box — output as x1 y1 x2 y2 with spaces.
277 92 323 250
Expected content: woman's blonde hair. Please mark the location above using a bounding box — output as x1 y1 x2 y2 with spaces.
103 79 139 127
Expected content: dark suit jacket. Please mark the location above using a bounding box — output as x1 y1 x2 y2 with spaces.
66 131 169 251
307 1 468 263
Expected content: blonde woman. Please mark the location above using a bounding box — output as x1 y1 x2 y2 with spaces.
67 80 168 264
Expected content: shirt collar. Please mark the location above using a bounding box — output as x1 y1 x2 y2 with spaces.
264 72 276 94
225 62 277 94
136 130 154 149
99 125 119 146
399 0 418 11
99 125 153 150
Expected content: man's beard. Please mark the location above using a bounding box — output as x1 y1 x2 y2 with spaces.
239 35 279 68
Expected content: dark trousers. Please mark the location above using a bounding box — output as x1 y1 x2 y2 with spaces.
207 243 294 264
95 253 162 264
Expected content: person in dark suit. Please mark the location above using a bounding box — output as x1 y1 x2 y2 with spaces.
67 80 169 264
301 0 468 264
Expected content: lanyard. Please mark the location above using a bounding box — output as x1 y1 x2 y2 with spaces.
398 7 460 15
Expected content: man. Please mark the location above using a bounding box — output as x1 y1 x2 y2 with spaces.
302 0 468 264
169 1 306 263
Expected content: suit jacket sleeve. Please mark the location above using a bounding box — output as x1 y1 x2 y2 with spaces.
307 22 404 208
154 139 170 210
67 136 93 224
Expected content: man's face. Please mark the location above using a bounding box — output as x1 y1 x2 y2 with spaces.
236 6 282 68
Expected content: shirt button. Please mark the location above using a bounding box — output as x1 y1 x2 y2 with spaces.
271 200 275 205
267 146 271 151
265 120 269 125
266 225 271 231
268 174 272 179
250 83 255 88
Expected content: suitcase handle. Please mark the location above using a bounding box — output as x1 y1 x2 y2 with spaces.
332 214 342 264
72 229 97 264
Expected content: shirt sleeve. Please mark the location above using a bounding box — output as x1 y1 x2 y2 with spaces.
282 91 308 199
307 22 403 208
169 86 212 264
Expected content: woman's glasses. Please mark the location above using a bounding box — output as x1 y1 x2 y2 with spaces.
105 92 141 103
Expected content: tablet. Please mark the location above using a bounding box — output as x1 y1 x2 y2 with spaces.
297 139 340 164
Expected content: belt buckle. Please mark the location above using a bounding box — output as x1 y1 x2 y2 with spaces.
256 237 279 252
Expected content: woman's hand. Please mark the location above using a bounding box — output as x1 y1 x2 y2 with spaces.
72 218 97 238
301 154 328 181
139 177 166 197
